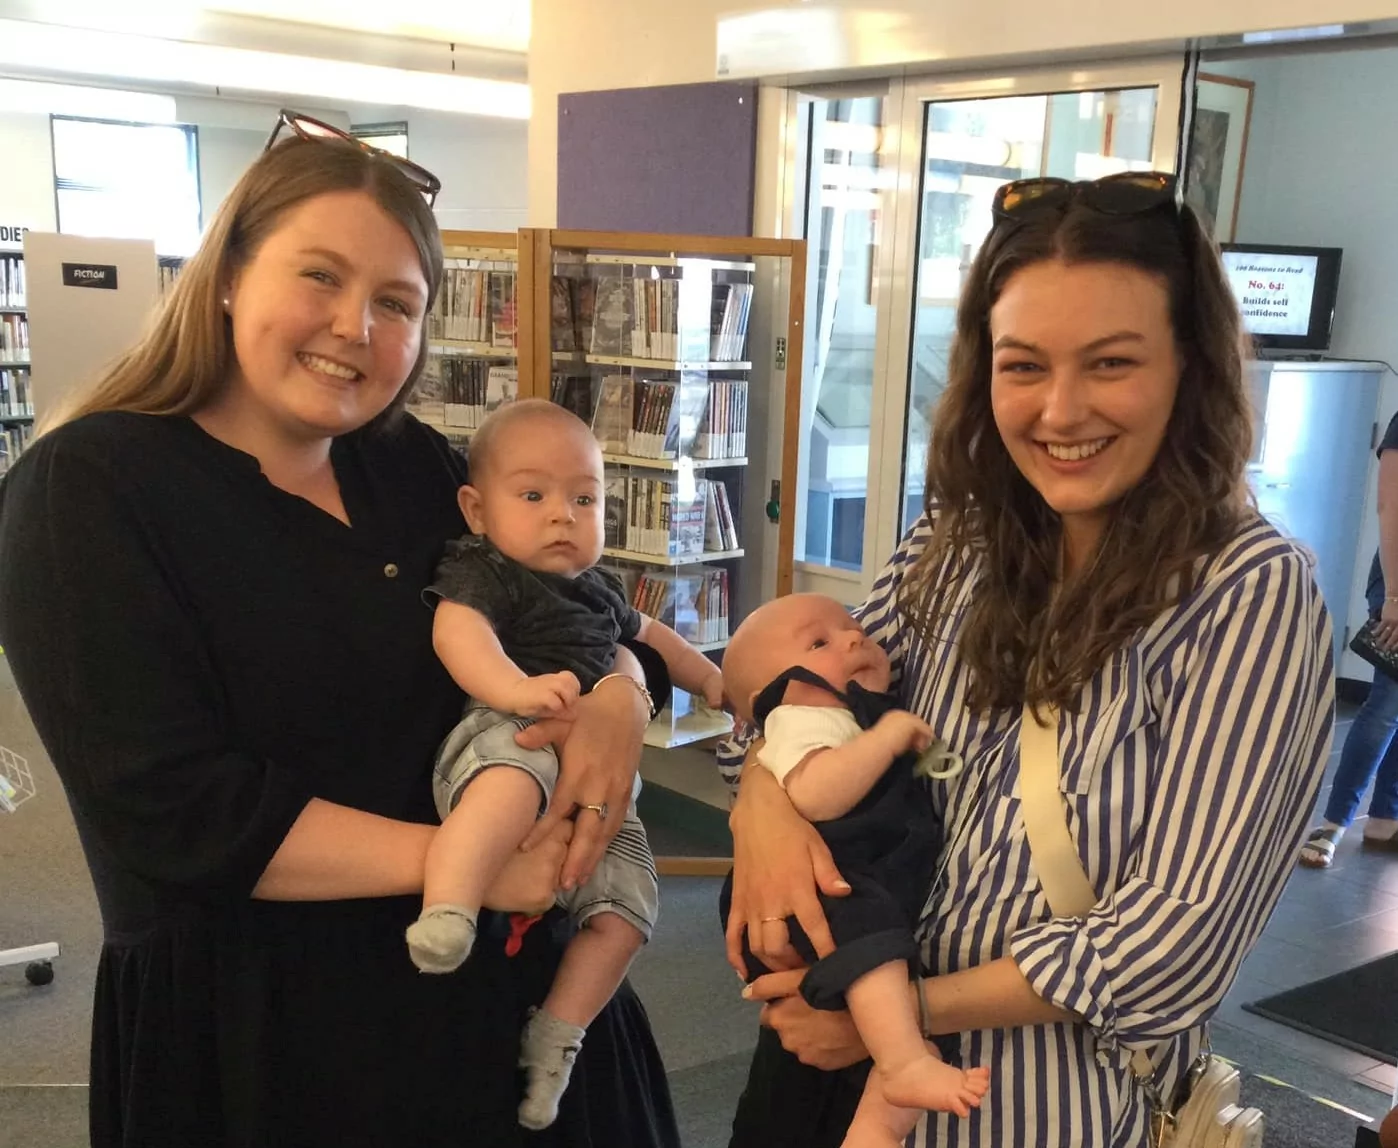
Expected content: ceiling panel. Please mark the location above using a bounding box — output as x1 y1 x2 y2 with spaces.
201 0 529 53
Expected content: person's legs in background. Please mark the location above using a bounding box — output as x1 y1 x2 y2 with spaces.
1302 671 1398 866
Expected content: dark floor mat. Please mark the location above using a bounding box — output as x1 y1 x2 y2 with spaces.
1245 953 1398 1066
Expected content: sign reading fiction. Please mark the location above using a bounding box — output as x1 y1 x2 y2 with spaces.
1220 250 1318 338
61 262 119 290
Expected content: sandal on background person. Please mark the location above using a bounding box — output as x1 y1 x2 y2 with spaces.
1299 824 1344 868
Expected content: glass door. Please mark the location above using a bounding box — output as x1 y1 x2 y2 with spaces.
773 61 1183 602
787 84 903 605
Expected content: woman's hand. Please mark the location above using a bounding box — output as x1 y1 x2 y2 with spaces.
727 761 850 975
744 969 868 1070
515 669 648 890
481 820 571 914
1377 599 1398 652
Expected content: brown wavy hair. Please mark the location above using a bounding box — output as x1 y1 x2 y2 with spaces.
898 195 1255 711
43 134 443 434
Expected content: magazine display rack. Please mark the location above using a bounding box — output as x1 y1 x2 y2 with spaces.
0 745 58 985
530 229 806 751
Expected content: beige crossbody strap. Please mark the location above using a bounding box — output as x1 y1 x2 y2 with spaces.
1019 703 1096 916
1018 702 1155 1082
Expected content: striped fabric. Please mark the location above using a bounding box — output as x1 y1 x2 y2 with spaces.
849 512 1335 1147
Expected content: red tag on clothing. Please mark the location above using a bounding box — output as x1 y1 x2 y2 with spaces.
504 912 542 957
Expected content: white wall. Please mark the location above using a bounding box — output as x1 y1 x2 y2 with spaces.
1211 44 1398 677
195 124 267 223
0 111 56 249
406 110 527 233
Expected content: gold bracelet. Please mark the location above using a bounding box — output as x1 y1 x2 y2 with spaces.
915 976 933 1039
592 672 657 719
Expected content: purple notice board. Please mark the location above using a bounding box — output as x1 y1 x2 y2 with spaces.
557 81 759 237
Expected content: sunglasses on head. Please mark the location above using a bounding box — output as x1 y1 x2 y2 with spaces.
991 171 1177 223
264 110 442 208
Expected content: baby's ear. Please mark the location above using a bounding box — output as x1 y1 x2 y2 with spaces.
457 485 487 534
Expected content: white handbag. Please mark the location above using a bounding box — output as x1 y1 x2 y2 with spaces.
1019 703 1266 1148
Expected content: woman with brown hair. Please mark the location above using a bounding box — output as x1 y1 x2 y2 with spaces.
722 174 1333 1147
0 115 677 1147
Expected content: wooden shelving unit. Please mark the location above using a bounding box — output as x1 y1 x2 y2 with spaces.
411 227 806 868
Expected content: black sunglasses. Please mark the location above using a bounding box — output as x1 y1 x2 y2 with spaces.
991 171 1177 223
265 110 442 208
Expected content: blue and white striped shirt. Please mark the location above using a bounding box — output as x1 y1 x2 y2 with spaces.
848 512 1334 1147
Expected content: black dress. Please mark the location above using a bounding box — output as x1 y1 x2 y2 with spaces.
0 411 679 1148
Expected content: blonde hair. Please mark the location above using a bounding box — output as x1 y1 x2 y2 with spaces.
43 135 444 434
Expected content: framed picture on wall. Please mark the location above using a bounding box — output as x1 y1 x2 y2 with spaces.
1185 73 1255 243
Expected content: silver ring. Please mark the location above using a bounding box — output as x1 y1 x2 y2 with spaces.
578 801 609 819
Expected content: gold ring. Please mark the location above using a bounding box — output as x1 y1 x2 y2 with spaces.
578 801 609 819
760 916 786 923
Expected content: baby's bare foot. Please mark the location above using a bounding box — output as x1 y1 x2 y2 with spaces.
880 1055 991 1119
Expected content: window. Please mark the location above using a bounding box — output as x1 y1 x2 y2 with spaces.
51 116 202 257
352 121 410 160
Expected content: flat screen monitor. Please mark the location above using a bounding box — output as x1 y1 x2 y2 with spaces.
1219 243 1342 353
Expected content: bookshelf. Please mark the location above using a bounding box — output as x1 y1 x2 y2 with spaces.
406 228 804 868
406 231 534 438
157 256 185 298
531 229 806 756
0 252 32 473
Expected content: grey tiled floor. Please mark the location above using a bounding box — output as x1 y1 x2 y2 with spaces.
1215 707 1398 1103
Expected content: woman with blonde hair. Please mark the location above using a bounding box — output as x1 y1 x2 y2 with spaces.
0 114 677 1148
722 173 1333 1147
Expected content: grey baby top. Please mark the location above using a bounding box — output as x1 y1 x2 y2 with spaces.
425 535 643 690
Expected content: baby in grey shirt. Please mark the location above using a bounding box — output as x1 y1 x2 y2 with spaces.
406 399 724 1130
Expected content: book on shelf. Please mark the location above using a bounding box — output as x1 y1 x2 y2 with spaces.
158 256 185 298
701 479 740 552
591 375 633 454
436 357 518 430
1 254 24 309
605 474 736 560
710 282 753 362
635 567 731 646
432 268 517 346
693 378 748 459
489 273 517 349
603 473 628 550
551 277 577 352
0 313 28 362
585 374 744 461
0 368 32 418
550 371 596 424
554 269 753 364
0 422 33 474
589 277 631 358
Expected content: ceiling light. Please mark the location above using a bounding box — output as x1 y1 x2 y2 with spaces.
0 18 530 118
0 77 176 121
1241 24 1346 44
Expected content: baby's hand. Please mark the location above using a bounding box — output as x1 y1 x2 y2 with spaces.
875 710 935 756
699 669 726 711
507 671 582 718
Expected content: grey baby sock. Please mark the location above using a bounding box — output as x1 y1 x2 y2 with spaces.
517 1006 586 1130
405 903 478 974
